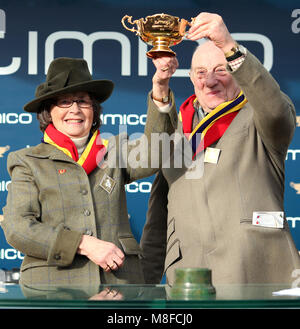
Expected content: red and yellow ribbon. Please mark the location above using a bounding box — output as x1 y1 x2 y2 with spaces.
179 91 248 158
44 123 108 174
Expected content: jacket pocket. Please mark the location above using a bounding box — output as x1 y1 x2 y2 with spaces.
21 260 50 272
240 218 286 229
118 236 142 255
239 217 300 273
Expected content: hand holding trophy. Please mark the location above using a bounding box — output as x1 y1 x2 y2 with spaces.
121 13 194 58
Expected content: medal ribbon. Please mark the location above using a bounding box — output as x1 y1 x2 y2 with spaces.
179 91 247 158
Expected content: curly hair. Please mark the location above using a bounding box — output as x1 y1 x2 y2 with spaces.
36 93 103 133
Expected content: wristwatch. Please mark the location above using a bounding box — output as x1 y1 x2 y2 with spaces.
225 44 246 61
152 92 170 104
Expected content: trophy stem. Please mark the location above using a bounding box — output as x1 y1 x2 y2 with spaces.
146 37 176 58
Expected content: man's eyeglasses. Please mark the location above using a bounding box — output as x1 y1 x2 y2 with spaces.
55 98 93 109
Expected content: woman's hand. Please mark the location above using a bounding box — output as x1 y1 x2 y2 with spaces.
77 235 125 272
89 287 123 300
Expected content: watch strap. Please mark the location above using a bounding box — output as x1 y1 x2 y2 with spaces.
152 92 170 104
225 44 244 62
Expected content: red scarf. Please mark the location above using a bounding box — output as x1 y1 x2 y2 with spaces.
179 92 247 158
43 124 107 174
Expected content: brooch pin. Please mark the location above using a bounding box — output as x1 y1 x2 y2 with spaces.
99 173 116 194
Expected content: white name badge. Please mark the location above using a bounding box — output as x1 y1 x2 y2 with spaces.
204 147 221 164
252 211 284 229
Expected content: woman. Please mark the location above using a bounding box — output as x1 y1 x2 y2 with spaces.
1 56 178 286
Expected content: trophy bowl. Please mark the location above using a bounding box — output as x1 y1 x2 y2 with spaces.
121 13 194 58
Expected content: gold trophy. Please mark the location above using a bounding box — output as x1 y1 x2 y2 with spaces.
121 13 194 58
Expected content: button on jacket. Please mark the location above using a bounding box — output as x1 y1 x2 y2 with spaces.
1 93 177 286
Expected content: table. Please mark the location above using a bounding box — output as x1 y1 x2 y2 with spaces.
0 283 300 309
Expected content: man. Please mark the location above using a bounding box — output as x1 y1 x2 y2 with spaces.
140 12 300 285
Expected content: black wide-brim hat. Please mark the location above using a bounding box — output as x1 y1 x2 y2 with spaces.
24 57 114 113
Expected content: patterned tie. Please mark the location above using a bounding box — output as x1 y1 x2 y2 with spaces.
192 111 199 130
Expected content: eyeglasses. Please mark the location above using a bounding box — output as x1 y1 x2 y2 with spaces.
55 98 93 109
192 66 228 80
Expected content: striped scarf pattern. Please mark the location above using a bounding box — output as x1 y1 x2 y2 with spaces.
43 123 107 174
179 91 247 158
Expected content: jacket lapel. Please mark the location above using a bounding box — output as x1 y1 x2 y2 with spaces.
25 143 81 164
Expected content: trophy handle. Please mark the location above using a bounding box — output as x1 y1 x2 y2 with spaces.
190 17 196 25
179 17 196 36
121 15 140 35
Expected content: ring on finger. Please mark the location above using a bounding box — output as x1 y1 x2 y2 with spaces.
111 261 119 269
161 67 169 72
107 289 119 297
